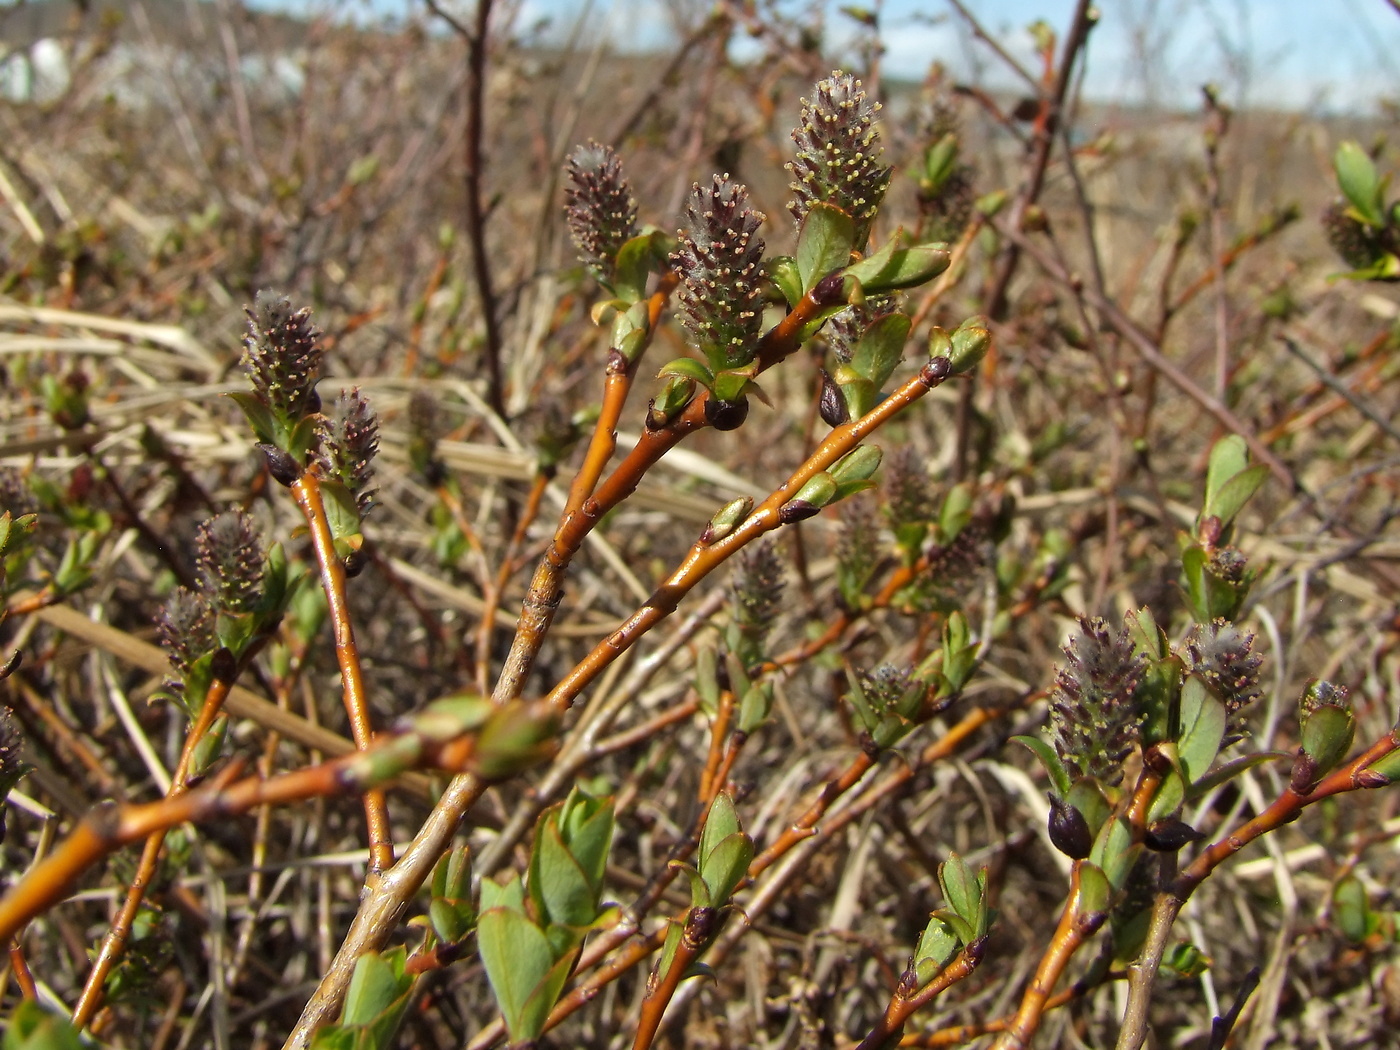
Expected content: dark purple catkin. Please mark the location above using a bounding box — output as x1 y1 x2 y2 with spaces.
671 175 766 371
787 71 892 248
564 141 639 278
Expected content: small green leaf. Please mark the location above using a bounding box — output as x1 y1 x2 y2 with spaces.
531 823 594 927
612 231 662 303
767 255 803 308
342 948 410 1027
700 793 741 861
1333 873 1376 943
671 861 712 910
938 854 979 929
657 357 714 389
701 833 754 907
1203 435 1249 515
226 391 278 446
1088 817 1137 891
3 1001 84 1050
796 202 856 294
914 915 959 984
1177 675 1226 784
1164 941 1210 977
1301 703 1355 780
1185 750 1292 800
1146 769 1185 824
1208 465 1268 532
1077 861 1111 917
477 908 556 1041
1335 141 1386 228
847 313 912 390
1014 735 1073 800
843 238 951 295
479 873 525 914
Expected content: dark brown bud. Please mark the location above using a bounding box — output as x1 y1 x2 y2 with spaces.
920 356 952 386
778 499 820 524
606 348 628 375
683 906 717 949
705 396 749 432
1144 817 1203 852
209 647 238 684
1047 795 1092 859
0 650 20 680
344 548 368 578
813 272 847 306
1356 768 1391 789
1289 749 1319 795
259 443 302 486
818 369 848 427
1198 514 1223 549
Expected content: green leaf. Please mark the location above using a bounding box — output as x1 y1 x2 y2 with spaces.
1077 861 1111 917
1164 941 1210 977
2 1001 83 1050
1088 817 1137 891
1146 769 1185 824
342 948 410 1027
700 793 741 862
1208 465 1268 532
1177 675 1226 784
846 313 912 390
1185 750 1292 800
479 873 525 914
656 357 714 389
320 479 364 542
766 255 803 308
1333 873 1376 943
1203 435 1249 516
531 822 595 927
913 915 959 984
938 854 979 930
226 391 278 446
795 202 856 295
921 133 959 191
612 231 662 303
842 238 951 295
1301 703 1355 779
1335 141 1386 228
517 943 579 1041
671 861 712 910
701 833 753 908
477 908 556 1042
1014 735 1073 800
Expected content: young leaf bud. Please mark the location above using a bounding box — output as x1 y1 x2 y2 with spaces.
947 316 991 374
700 497 753 546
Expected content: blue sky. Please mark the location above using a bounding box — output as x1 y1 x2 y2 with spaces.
263 0 1398 113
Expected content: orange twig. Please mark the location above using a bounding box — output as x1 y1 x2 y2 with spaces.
72 671 235 1028
291 471 394 874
